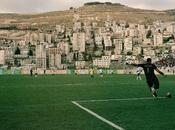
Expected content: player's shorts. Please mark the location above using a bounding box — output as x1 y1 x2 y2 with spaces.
146 77 159 89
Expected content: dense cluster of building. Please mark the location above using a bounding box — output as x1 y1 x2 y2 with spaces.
0 14 175 73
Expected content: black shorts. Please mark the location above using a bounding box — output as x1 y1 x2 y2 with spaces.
146 77 159 89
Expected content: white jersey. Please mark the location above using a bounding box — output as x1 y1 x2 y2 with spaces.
136 67 142 74
99 69 103 74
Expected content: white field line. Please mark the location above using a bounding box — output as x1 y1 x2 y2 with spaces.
74 97 167 103
72 101 125 130
72 97 167 130
0 83 84 88
58 83 83 86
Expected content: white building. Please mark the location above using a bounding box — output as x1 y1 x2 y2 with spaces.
72 32 85 52
114 39 123 55
138 24 146 37
92 22 98 28
4 47 13 61
39 33 45 43
112 25 123 33
18 40 26 46
143 38 153 45
26 32 38 43
124 37 133 53
138 24 145 31
99 27 106 35
166 23 175 34
93 56 111 68
45 34 52 44
0 50 5 65
143 48 155 57
129 23 136 28
56 25 65 33
36 43 46 69
171 45 175 53
58 42 69 55
133 46 142 55
154 32 163 46
95 34 103 46
103 35 112 49
73 22 82 31
129 28 138 37
48 48 62 68
125 29 130 37
75 61 86 69
73 14 80 22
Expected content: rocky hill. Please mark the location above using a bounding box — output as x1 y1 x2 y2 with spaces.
0 2 174 30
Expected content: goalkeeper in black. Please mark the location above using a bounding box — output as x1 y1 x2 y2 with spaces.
131 58 164 97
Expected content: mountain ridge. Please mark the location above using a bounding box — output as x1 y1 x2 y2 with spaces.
0 2 174 29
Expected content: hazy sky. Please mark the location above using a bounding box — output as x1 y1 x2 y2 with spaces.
0 0 175 13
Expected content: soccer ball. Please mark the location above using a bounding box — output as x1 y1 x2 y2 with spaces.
166 92 172 98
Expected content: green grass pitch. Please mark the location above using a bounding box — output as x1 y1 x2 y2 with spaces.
0 74 175 130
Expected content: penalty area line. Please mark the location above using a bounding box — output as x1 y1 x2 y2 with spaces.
72 101 125 130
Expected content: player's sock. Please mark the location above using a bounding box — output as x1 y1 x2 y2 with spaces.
151 87 157 97
151 87 155 92
152 92 157 97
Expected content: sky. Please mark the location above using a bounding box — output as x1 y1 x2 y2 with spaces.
0 0 175 13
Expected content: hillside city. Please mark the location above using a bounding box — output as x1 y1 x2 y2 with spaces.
1 12 175 74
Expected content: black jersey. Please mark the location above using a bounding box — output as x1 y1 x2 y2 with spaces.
138 63 157 80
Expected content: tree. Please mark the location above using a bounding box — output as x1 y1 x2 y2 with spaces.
102 38 105 50
93 43 98 52
28 49 33 56
146 30 152 38
69 7 74 10
163 35 175 43
14 47 20 55
73 53 77 61
67 35 71 43
28 42 31 47
125 23 129 28
89 54 92 61
14 59 21 67
111 50 115 55
14 59 18 66
127 51 132 55
141 48 144 55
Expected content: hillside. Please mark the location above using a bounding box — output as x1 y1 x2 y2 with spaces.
77 2 173 23
0 2 174 30
166 9 175 16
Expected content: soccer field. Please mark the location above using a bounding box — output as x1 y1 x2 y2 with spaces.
0 74 175 130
